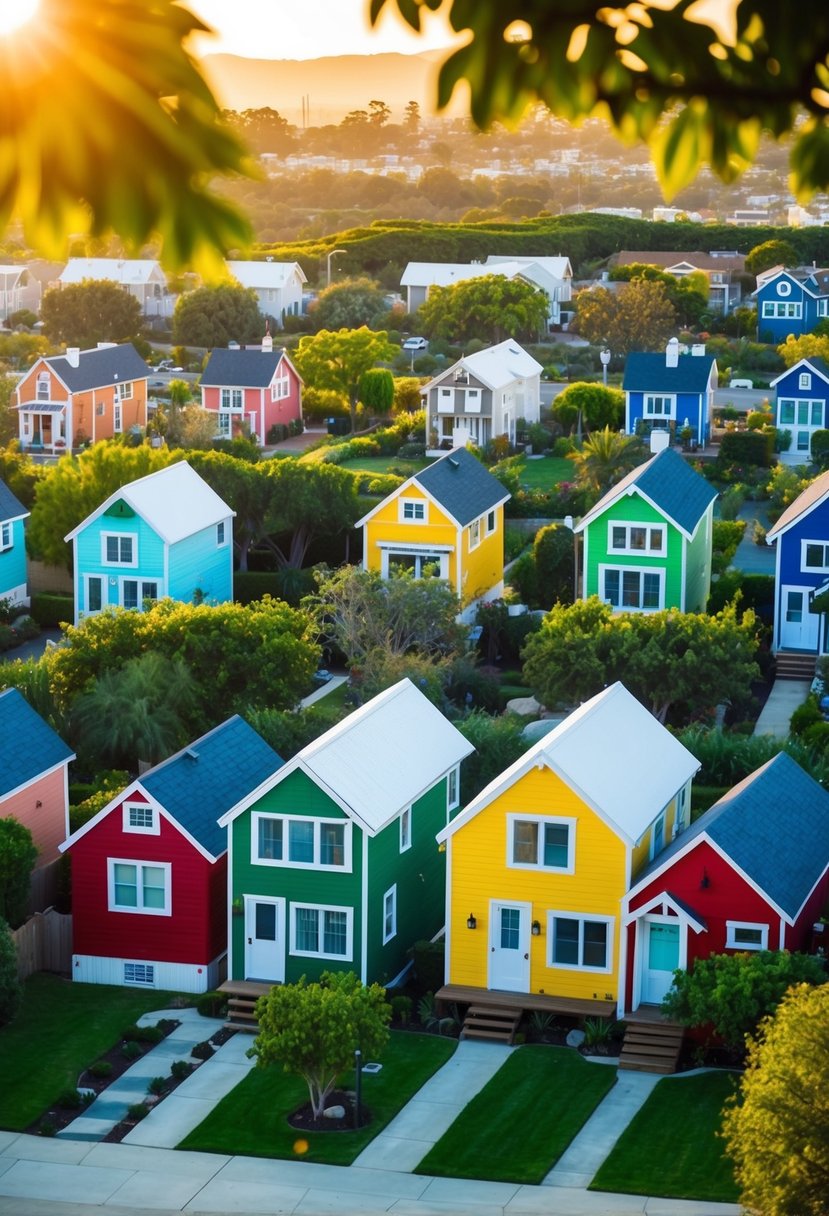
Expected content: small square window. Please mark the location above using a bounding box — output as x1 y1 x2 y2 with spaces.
124 803 157 834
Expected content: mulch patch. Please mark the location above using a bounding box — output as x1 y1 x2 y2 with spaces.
287 1090 372 1133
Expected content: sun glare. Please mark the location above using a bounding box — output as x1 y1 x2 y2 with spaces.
0 0 40 37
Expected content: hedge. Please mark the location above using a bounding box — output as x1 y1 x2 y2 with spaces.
234 571 283 605
30 592 73 628
718 429 774 467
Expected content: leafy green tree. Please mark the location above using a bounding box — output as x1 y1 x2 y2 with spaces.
173 282 264 348
293 327 397 433
266 460 361 569
777 332 829 369
455 711 529 804
663 951 827 1053
250 971 391 1120
359 368 395 416
568 427 648 495
553 383 624 433
418 274 549 345
522 598 760 724
608 264 708 329
0 916 21 1027
745 239 799 277
532 524 576 609
40 281 142 349
311 277 388 331
393 376 425 414
224 107 296 156
0 375 19 446
722 982 829 1216
0 819 38 927
404 100 421 131
574 280 678 355
187 450 274 571
372 0 829 198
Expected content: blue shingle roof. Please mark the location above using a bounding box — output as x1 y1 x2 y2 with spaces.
623 351 716 393
0 689 74 798
141 716 282 857
415 448 508 527
578 447 716 537
48 343 150 392
202 349 286 388
0 479 27 523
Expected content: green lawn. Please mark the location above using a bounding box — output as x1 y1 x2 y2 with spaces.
415 1045 617 1184
590 1071 741 1202
337 455 426 476
179 1031 456 1165
0 974 182 1129
515 454 573 490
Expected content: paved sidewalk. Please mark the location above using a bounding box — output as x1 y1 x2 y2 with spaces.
298 674 348 710
753 678 809 738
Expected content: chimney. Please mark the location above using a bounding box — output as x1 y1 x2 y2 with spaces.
665 337 679 368
691 343 706 356
66 347 80 368
262 320 273 353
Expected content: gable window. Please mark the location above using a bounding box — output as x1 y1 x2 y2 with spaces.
399 807 411 852
508 814 575 872
253 813 351 871
108 859 170 915
549 913 613 972
447 766 459 813
650 814 665 860
271 374 290 401
799 372 812 390
601 567 663 611
0 521 12 551
469 519 481 550
217 521 227 547
102 533 136 567
644 394 675 419
121 580 158 611
382 886 397 944
726 921 768 950
486 509 497 535
36 372 50 400
608 523 665 556
399 498 426 523
115 381 134 401
802 541 829 572
123 803 158 834
291 904 352 959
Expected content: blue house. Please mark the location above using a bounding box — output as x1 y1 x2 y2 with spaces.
766 467 829 655
624 340 718 448
0 479 29 607
770 357 829 464
65 461 234 625
753 268 829 344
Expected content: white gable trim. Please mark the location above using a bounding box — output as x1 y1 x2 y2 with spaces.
0 756 75 805
770 357 829 390
622 889 707 934
355 471 461 530
766 477 829 542
59 780 220 863
576 484 693 541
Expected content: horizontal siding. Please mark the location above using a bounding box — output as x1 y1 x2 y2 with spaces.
684 508 712 612
76 505 164 613
585 498 683 609
364 489 457 583
462 509 504 605
2 766 69 865
167 525 233 604
0 518 28 600
72 953 223 993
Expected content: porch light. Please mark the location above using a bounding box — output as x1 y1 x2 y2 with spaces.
700 868 711 889
531 920 541 936
466 913 477 930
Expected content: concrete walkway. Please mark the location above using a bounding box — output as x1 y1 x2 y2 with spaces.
753 679 810 738
732 502 774 576
298 674 348 710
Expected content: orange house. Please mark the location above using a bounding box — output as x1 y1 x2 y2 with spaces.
15 343 150 453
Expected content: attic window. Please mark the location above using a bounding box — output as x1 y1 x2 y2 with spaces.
123 803 159 835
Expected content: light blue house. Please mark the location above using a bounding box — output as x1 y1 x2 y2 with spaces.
624 339 718 449
65 461 234 625
0 479 30 607
753 268 829 344
770 357 829 464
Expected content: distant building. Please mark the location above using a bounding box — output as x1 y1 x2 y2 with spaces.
401 256 573 328
57 258 170 317
225 260 306 327
608 250 746 314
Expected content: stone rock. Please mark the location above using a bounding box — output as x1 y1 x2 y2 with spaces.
505 695 543 717
323 1104 346 1119
566 1028 585 1048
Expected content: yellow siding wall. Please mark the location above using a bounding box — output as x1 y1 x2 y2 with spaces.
630 794 678 883
448 766 628 1002
461 505 505 604
363 486 459 589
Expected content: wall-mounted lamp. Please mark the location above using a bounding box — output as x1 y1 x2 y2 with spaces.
35 800 42 808
531 920 541 936
466 913 477 930
700 869 711 890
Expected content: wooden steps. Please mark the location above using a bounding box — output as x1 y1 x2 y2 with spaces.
218 979 272 1033
461 1004 522 1044
775 651 817 681
619 1020 684 1074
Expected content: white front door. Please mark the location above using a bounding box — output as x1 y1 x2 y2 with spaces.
642 919 680 1005
488 900 531 992
244 896 285 982
780 586 820 651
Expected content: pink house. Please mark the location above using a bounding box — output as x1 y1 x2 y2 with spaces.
200 337 302 445
0 688 75 866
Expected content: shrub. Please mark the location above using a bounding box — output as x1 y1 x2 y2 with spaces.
121 1040 142 1060
57 1087 83 1109
29 592 73 628
170 1059 192 1080
147 1076 167 1096
234 571 282 605
88 1059 113 1079
552 436 576 456
707 572 775 621
582 1018 614 1050
127 1102 149 1121
38 1117 57 1137
191 1040 214 1060
718 484 746 521
267 423 289 445
390 994 412 1025
196 990 229 1018
397 441 426 460
364 473 405 496
719 429 773 467
789 695 822 737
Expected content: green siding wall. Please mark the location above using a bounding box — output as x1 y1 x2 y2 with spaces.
683 505 712 612
584 495 684 610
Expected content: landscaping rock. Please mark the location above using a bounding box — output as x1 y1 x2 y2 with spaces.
323 1104 346 1119
566 1028 585 1048
506 695 543 717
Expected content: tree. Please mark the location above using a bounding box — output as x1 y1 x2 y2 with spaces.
722 982 829 1216
777 333 829 369
403 100 421 131
368 99 391 127
1 0 251 271
0 818 38 928
553 383 625 433
418 274 549 345
0 375 19 446
372 0 829 199
394 377 426 414
522 598 760 725
187 450 275 571
293 328 398 433
568 427 648 495
574 280 678 355
454 711 529 805
746 239 799 277
266 460 361 569
173 282 264 348
40 281 142 349
311 277 388 331
0 916 21 1027
359 368 395 416
250 971 391 1120
661 950 826 1053
532 524 576 609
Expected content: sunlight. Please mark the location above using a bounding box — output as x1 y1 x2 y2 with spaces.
0 0 40 37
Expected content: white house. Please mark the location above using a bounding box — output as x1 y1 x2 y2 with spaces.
401 256 573 328
0 265 40 320
225 261 307 327
57 259 170 316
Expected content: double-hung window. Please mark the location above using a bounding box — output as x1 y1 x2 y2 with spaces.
271 374 290 401
644 394 675 420
447 766 459 813
399 807 411 852
291 904 352 959
608 523 665 556
253 813 351 870
469 518 481 549
102 532 137 566
507 814 575 872
108 859 170 915
0 521 11 551
121 580 158 611
382 886 397 944
548 913 613 971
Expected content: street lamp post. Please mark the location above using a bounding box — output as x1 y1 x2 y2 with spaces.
600 347 611 387
326 248 346 286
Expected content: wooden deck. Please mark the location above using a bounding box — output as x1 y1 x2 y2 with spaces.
435 984 615 1020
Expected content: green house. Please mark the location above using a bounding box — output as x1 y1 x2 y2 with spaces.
218 678 474 987
574 447 717 613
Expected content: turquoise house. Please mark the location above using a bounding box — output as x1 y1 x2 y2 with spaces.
65 461 234 624
0 479 29 607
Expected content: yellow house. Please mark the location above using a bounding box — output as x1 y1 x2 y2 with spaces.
356 447 509 621
437 682 699 1019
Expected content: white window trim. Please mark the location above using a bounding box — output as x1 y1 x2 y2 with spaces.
547 911 614 973
382 885 397 945
399 497 427 524
123 962 155 986
113 402 123 433
599 564 665 612
271 374 290 401
217 521 228 548
101 531 138 568
643 394 676 419
649 813 665 861
83 574 104 616
447 765 460 813
507 813 576 874
251 812 353 872
116 381 134 401
725 921 769 950
0 521 12 551
290 902 353 961
107 858 171 916
485 509 497 536
799 372 812 390
379 545 451 581
607 521 666 557
120 577 159 612
220 387 244 410
469 518 482 551
801 539 829 572
122 801 159 835
399 807 411 853
776 280 792 297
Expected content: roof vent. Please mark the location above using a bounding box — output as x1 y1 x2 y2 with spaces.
185 747 199 761
448 456 460 468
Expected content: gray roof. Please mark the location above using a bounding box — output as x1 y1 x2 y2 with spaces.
414 448 509 527
0 479 27 523
202 349 287 388
577 447 716 538
47 343 150 392
637 752 829 919
0 689 74 797
623 352 716 394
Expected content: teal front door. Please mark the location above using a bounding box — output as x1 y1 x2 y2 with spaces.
643 920 680 1004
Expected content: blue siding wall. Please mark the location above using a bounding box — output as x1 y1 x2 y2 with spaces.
756 278 817 342
75 504 164 616
626 390 708 442
168 519 233 604
775 500 829 649
0 518 27 599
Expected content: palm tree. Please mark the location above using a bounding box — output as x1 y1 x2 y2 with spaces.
569 427 648 495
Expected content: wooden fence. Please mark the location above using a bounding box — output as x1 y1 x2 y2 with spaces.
12 909 72 981
27 858 63 917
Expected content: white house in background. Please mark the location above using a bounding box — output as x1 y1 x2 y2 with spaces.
57 259 170 316
421 338 543 452
0 265 40 319
401 256 573 328
225 261 307 327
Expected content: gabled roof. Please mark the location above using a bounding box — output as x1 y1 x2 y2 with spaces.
61 715 282 860
610 250 745 274
574 448 717 539
751 268 822 299
766 466 829 542
439 683 699 847
59 258 165 286
486 255 572 279
0 478 28 524
401 257 571 291
201 348 300 389
770 356 829 390
226 260 307 289
629 752 829 922
0 689 75 799
219 679 474 837
623 351 717 394
44 343 150 393
356 447 509 531
64 460 234 547
424 339 542 394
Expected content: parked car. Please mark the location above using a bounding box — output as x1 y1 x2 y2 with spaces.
402 336 428 351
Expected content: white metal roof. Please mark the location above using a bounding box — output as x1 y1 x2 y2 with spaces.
402 256 572 289
439 682 699 846
226 260 307 289
59 258 165 286
64 460 234 546
459 339 544 390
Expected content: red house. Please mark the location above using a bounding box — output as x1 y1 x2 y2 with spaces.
200 338 303 445
621 752 829 1015
60 716 281 993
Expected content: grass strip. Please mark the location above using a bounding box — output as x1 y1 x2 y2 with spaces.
515 455 574 490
